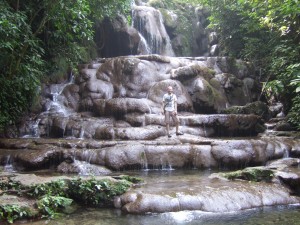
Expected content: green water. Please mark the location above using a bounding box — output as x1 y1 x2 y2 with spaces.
17 169 300 225
21 204 300 225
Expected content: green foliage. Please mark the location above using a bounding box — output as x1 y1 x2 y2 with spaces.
0 205 31 224
150 0 203 56
0 0 132 132
28 180 68 198
37 196 73 218
68 178 131 206
288 96 300 130
118 175 144 184
0 175 139 222
198 0 300 129
0 180 24 194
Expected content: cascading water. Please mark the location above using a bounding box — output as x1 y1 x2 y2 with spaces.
132 5 175 56
4 155 15 172
48 82 73 116
21 73 76 138
21 118 41 138
137 33 151 54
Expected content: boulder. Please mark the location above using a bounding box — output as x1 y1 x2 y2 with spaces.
57 161 112 175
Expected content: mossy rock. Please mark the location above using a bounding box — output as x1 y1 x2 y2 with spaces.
222 167 274 182
222 101 270 120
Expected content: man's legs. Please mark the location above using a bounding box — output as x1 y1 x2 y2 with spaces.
171 113 183 135
165 111 171 137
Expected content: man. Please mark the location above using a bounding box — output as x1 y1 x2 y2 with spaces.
162 86 183 138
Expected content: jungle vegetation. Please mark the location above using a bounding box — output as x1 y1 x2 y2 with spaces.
0 0 131 132
196 0 300 129
0 0 299 132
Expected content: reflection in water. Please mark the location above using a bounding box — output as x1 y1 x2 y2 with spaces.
15 170 300 225
21 205 300 225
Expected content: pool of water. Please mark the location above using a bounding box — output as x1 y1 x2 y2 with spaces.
16 169 300 225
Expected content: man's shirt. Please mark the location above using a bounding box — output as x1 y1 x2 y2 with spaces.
163 93 177 112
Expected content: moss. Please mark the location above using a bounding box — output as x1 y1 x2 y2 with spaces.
222 167 274 182
159 8 177 30
222 106 244 114
118 175 144 184
148 0 165 8
222 101 269 120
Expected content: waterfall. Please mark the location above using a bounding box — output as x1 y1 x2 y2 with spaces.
22 118 41 138
137 33 151 54
4 155 15 172
132 5 175 56
48 82 72 116
21 75 76 138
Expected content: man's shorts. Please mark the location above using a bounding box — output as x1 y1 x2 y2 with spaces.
164 111 179 124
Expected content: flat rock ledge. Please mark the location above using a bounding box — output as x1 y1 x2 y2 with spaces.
0 135 300 171
118 159 300 214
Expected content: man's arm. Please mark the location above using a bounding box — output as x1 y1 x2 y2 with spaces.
162 96 165 114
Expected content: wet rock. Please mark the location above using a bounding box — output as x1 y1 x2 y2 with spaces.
274 120 293 131
191 145 218 168
14 148 62 169
186 77 227 113
269 102 284 118
144 144 192 169
120 174 300 214
104 144 146 170
61 84 80 111
275 171 300 194
96 15 141 57
147 79 194 112
104 98 152 117
94 126 115 140
267 158 300 170
125 113 146 127
57 161 112 175
170 64 214 81
222 101 270 120
214 167 275 182
211 140 254 168
115 126 165 140
49 116 69 138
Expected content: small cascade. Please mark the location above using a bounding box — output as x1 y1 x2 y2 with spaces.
140 151 149 171
132 5 175 56
73 160 93 176
22 118 41 138
48 82 73 116
283 148 290 158
79 128 85 139
137 33 151 54
4 155 16 172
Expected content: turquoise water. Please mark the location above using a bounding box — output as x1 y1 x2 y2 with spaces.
17 169 300 225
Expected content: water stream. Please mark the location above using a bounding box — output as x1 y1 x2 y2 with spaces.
16 170 300 225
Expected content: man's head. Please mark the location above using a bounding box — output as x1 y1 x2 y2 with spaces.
167 86 173 94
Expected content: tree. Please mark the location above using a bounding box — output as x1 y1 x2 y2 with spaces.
198 0 300 129
0 0 131 132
